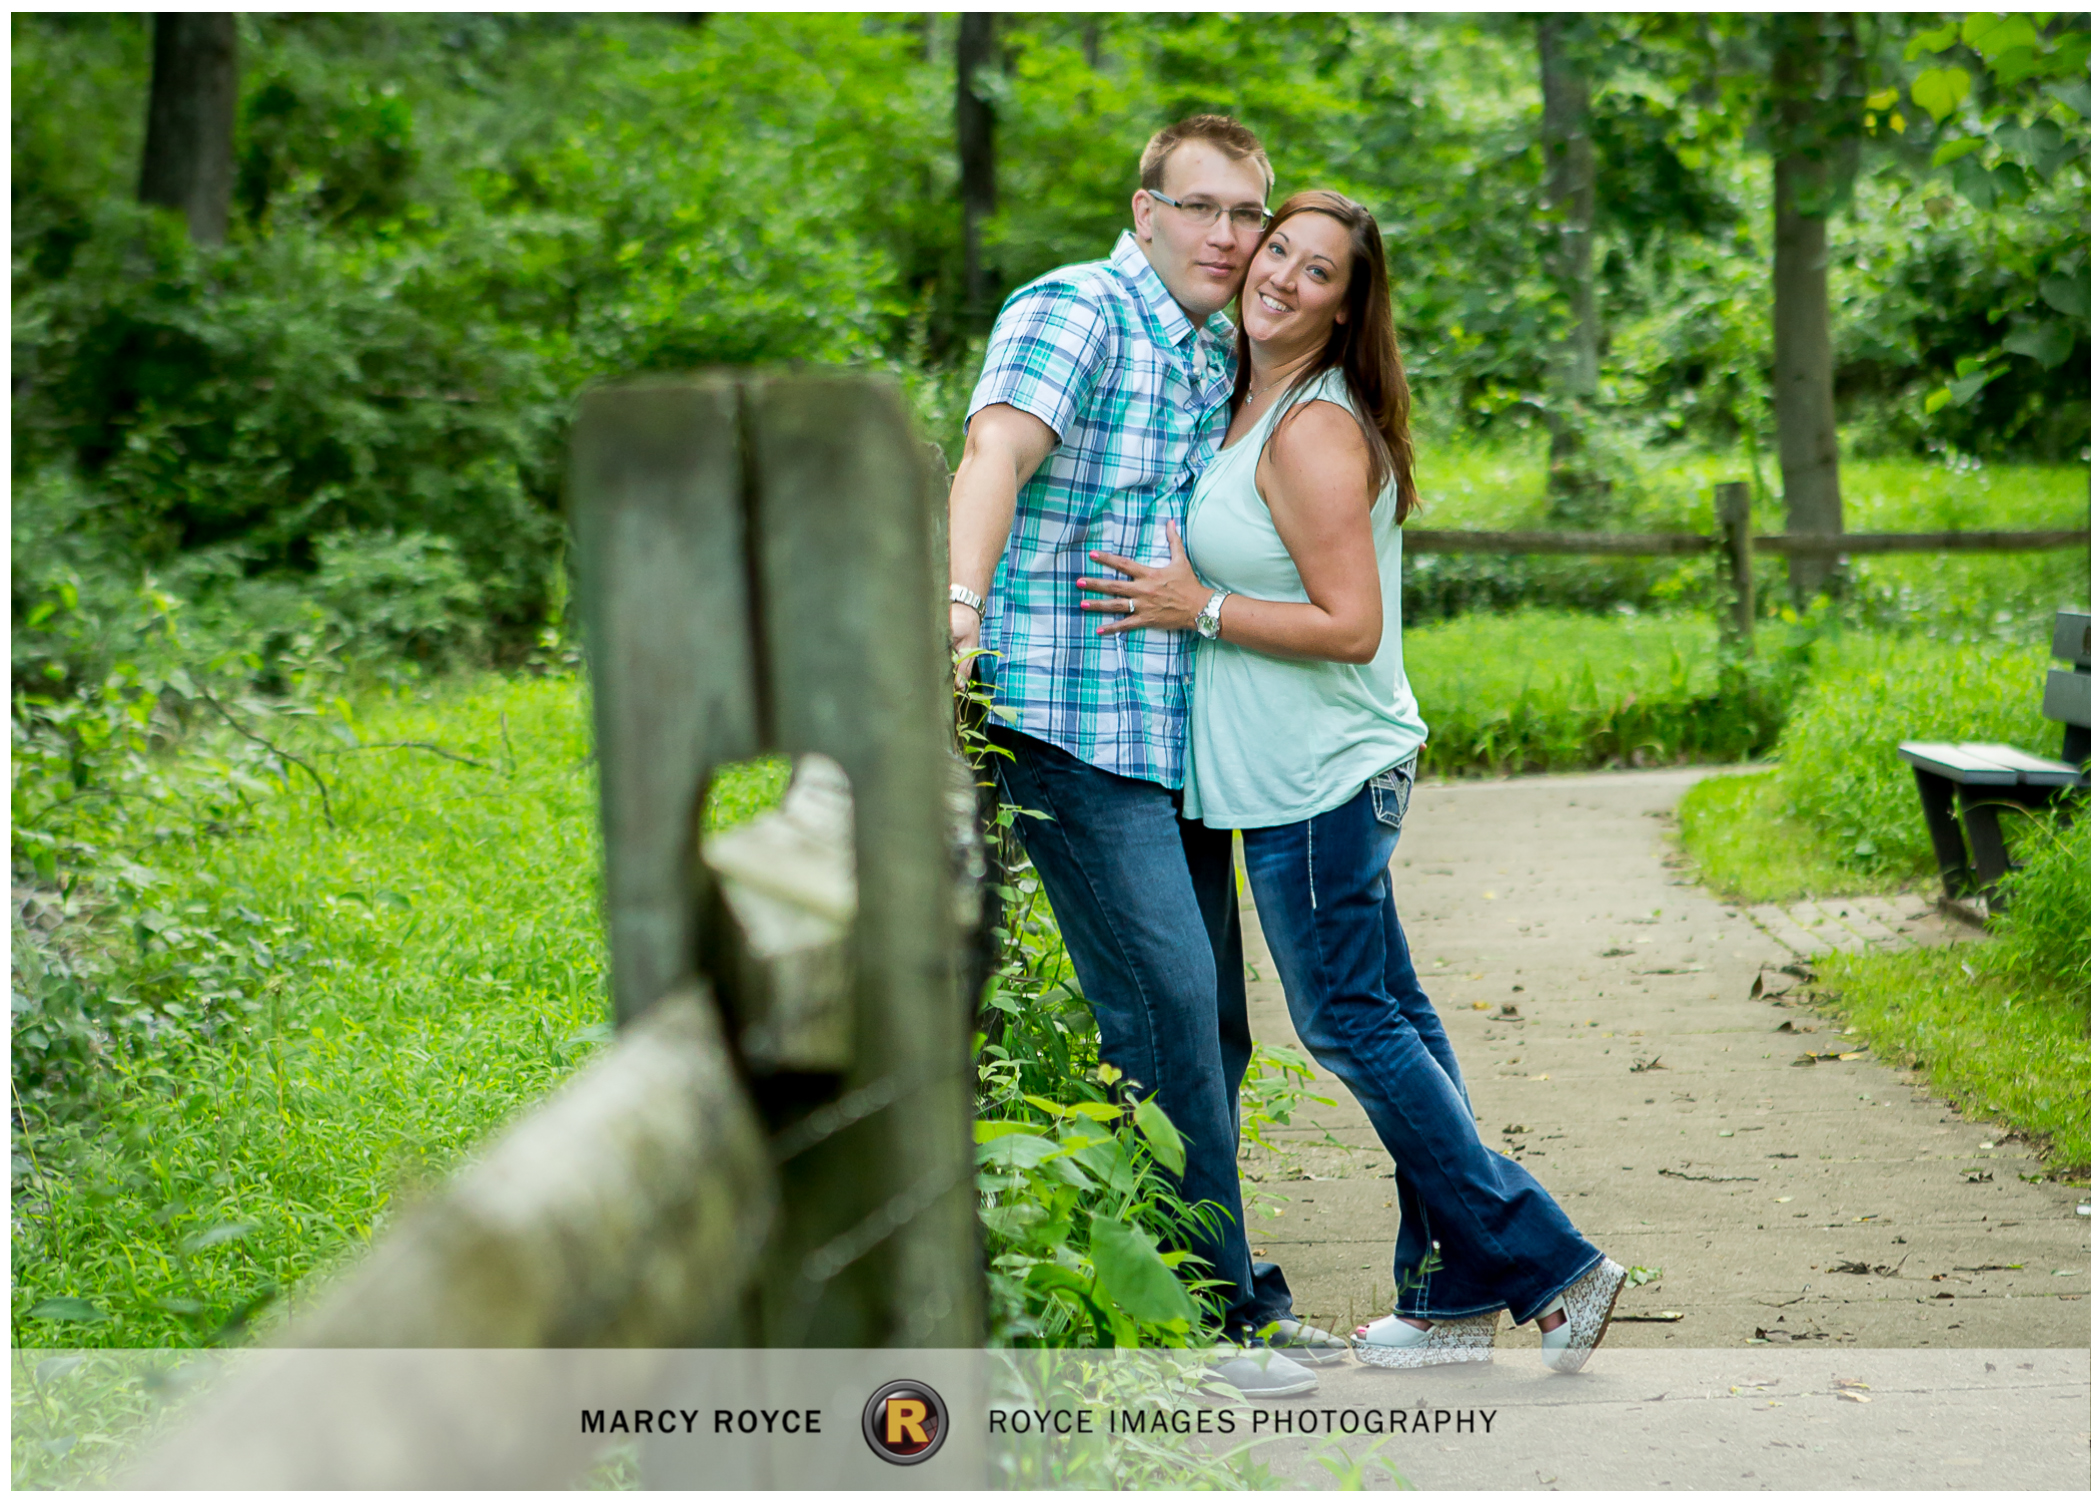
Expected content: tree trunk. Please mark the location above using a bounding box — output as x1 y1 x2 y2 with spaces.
1769 14 1854 604
1537 16 1601 520
138 13 238 247
956 14 998 320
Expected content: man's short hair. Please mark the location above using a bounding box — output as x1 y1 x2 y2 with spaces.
1139 114 1273 197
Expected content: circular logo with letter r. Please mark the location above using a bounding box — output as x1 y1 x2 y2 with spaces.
862 1379 947 1465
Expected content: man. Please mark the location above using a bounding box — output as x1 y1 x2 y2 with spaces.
948 115 1345 1390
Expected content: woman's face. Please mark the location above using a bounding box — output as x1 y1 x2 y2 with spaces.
1241 212 1355 353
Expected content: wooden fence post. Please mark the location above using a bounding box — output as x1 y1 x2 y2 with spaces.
569 376 763 1025
1714 480 1755 655
575 368 978 1350
742 371 980 1349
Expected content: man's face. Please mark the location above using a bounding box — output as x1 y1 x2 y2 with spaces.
1130 141 1270 322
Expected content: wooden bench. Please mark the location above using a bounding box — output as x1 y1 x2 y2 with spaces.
1899 609 2091 913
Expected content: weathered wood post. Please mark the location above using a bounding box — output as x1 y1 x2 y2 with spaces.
573 369 980 1350
1714 480 1755 655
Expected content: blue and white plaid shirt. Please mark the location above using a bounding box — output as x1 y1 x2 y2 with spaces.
967 231 1238 788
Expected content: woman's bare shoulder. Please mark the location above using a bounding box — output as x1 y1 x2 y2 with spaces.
1266 393 1370 477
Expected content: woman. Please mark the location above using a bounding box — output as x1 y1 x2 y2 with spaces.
1079 190 1624 1372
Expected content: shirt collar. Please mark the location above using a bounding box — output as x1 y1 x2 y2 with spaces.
1111 230 1234 353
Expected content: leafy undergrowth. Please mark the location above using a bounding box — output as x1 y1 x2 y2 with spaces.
1405 609 1806 777
968 716 1331 1353
11 672 784 1349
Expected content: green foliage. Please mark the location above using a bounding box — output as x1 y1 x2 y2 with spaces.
1992 803 2092 999
969 804 1234 1348
12 11 2087 674
1771 631 2056 878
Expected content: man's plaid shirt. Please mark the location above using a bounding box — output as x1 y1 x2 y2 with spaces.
968 231 1237 789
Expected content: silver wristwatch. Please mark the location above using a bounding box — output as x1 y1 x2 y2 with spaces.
1194 589 1229 640
949 583 986 617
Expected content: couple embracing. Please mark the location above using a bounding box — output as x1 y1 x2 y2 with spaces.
948 115 1624 1394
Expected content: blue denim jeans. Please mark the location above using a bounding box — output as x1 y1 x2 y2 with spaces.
1239 768 1601 1324
990 727 1293 1335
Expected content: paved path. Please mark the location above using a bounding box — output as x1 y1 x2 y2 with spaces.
1240 767 2091 1354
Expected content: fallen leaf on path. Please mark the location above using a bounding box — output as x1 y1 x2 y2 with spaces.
1837 1391 1871 1403
1482 891 1498 900
1600 947 1635 957
1617 1312 1684 1323
1828 1261 1871 1275
1470 1000 1490 1010
1528 1073 1552 1082
1629 1055 1666 1072
1659 1167 1758 1183
1775 1019 1816 1033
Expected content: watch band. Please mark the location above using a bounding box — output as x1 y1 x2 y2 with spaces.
949 583 986 616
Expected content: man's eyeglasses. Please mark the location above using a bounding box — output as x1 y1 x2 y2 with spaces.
1145 188 1269 234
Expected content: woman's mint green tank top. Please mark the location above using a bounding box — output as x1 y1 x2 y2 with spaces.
1181 365 1428 830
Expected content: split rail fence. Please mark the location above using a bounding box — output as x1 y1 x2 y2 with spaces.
1408 480 2089 653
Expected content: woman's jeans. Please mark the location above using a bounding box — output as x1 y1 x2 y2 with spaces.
989 726 1293 1338
1238 768 1601 1324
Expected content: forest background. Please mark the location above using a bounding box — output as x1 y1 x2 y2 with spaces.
9 11 2091 1366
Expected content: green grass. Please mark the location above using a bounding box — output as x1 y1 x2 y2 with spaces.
1765 630 2059 880
1814 944 2090 1175
1676 770 1901 903
10 672 783 1351
1403 609 1803 776
1410 430 2088 536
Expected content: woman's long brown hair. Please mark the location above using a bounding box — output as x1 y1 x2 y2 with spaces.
1230 190 1418 520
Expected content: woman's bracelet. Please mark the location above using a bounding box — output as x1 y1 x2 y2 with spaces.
949 584 986 617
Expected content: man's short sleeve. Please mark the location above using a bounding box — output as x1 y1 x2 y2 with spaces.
967 277 1115 442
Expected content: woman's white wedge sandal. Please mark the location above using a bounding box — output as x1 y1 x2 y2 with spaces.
1537 1256 1627 1373
1349 1312 1499 1369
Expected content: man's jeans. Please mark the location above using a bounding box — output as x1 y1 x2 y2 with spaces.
990 726 1291 1335
1239 770 1601 1324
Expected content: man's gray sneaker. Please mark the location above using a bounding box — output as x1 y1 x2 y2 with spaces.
1260 1316 1351 1366
1209 1346 1319 1398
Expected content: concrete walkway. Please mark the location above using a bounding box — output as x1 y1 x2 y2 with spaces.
1240 767 2091 1352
